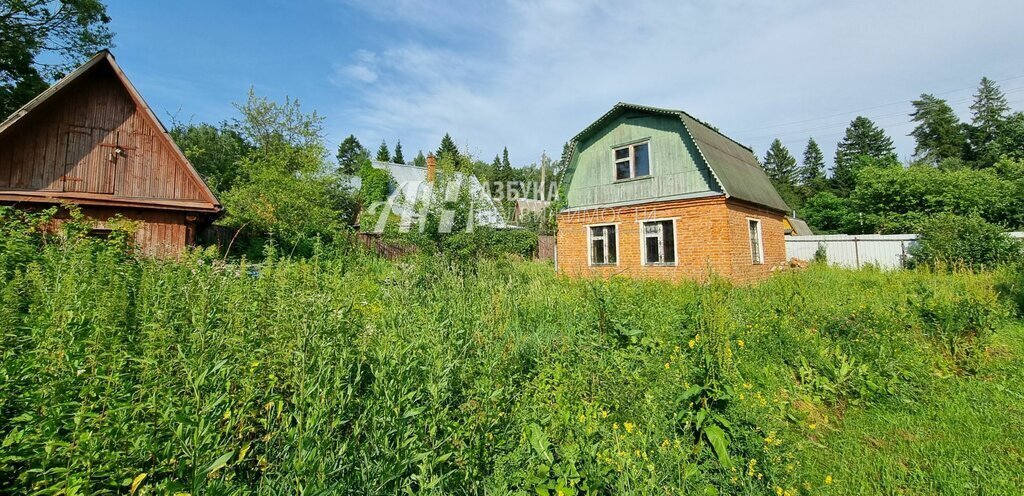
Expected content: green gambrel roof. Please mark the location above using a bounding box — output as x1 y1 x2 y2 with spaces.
567 102 790 213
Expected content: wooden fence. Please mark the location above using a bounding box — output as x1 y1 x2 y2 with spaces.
357 233 418 260
536 235 555 261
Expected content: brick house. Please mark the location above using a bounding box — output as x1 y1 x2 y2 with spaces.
556 103 790 283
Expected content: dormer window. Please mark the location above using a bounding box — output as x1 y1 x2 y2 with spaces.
613 141 650 180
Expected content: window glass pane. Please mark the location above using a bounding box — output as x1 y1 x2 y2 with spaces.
633 143 650 176
646 236 660 264
615 160 631 180
662 221 675 263
748 220 762 264
592 238 605 264
615 148 630 160
607 227 617 263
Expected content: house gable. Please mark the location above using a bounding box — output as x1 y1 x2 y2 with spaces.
563 103 789 213
565 110 719 210
0 51 219 213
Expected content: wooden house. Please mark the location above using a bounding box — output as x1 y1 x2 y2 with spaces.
0 51 220 257
556 103 790 283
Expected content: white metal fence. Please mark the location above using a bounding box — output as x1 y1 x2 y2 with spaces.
785 232 1024 270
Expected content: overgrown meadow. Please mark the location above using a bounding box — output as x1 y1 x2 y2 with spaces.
2 210 1023 495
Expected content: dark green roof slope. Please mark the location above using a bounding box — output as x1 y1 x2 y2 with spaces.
568 102 790 213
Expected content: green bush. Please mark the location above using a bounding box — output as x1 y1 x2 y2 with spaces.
481 227 538 258
425 227 538 262
908 213 1022 270
358 162 392 204
910 278 1009 372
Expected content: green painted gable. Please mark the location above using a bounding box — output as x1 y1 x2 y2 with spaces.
563 103 790 213
565 111 719 209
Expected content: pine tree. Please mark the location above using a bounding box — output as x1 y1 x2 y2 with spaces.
436 133 460 162
493 147 515 186
763 139 798 186
800 138 826 188
335 134 368 175
909 94 966 165
392 140 405 164
376 140 391 162
832 116 897 193
413 150 426 167
970 77 1010 143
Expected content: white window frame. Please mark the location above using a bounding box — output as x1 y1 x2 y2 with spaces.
586 223 620 266
612 140 651 181
747 217 764 265
637 217 678 266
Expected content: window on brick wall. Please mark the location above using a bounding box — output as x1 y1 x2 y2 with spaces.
589 225 617 265
613 141 650 180
641 220 676 265
748 218 764 265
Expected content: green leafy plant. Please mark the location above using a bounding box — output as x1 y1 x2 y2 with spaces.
908 213 1022 271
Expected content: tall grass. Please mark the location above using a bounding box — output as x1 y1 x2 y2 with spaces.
0 211 1021 494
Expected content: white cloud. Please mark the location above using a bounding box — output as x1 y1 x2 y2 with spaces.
332 0 1024 168
330 49 380 85
343 64 379 83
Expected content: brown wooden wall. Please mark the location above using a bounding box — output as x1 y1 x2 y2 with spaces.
0 63 209 203
77 207 191 258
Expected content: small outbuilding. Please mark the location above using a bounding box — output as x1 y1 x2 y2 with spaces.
783 216 813 236
0 51 221 256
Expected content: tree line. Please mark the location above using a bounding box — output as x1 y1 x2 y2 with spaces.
760 78 1024 234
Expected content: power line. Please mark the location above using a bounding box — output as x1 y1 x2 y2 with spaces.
732 74 1024 135
740 86 1024 142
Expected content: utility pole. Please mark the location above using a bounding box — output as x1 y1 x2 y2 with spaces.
539 151 548 202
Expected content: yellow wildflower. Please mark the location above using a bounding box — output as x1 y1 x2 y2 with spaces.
624 422 635 434
600 410 609 418
737 339 745 348
613 422 619 431
579 414 587 423
825 474 833 485
688 339 696 349
665 362 670 369
808 423 817 430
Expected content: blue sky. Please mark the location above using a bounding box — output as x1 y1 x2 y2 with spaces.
106 0 1024 170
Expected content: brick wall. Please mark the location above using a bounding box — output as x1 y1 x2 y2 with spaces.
724 200 787 283
555 196 785 283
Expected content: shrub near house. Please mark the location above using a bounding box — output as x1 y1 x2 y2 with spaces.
557 103 790 283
